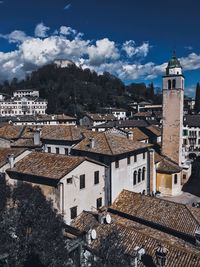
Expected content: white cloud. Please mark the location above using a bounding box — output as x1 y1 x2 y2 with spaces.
59 26 77 36
34 22 50 38
122 40 150 58
0 30 28 44
64 3 71 10
180 53 200 71
87 38 119 66
0 22 200 83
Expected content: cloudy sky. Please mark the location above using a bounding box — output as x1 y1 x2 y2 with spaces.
0 0 200 96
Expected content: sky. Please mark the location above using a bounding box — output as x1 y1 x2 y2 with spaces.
0 0 200 97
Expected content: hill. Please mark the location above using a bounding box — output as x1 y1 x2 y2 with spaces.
0 63 160 116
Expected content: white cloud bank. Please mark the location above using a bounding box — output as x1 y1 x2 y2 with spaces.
0 22 199 82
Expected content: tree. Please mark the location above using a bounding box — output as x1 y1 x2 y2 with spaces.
0 183 70 267
0 174 10 216
195 82 200 113
87 227 131 267
148 82 155 100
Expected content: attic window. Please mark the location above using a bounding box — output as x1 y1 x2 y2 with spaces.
67 178 72 184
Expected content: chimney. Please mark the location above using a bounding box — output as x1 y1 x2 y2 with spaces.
130 246 145 267
8 154 15 168
195 228 200 247
34 129 41 146
89 138 95 148
128 131 133 140
155 244 168 267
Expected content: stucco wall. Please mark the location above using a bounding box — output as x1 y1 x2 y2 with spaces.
111 152 148 202
61 160 105 224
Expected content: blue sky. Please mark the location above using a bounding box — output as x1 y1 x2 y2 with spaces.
0 0 200 97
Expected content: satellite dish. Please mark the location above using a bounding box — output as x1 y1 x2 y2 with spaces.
105 213 112 224
91 229 97 240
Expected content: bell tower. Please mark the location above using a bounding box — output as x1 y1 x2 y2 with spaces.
162 52 184 165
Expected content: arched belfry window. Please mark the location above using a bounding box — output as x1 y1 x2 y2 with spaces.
172 79 176 88
133 171 137 185
142 167 146 181
168 80 171 89
138 169 141 183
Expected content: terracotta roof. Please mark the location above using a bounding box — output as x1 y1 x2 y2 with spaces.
0 125 25 140
86 113 116 121
7 152 88 180
73 132 151 156
154 152 163 163
93 119 149 129
111 190 200 237
72 211 200 267
128 128 149 141
7 152 105 181
133 111 152 117
146 125 161 137
0 147 27 168
156 156 182 174
41 125 84 141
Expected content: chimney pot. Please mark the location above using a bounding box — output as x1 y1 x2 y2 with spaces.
8 154 15 168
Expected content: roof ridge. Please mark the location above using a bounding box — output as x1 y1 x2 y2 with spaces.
185 206 200 227
104 133 114 155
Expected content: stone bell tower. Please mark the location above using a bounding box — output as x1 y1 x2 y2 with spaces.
162 52 184 166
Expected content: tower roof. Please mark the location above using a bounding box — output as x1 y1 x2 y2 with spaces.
167 51 182 69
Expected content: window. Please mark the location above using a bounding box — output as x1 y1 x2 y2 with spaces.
143 152 146 159
172 79 176 88
94 171 99 185
127 156 131 165
115 159 119 168
174 174 178 184
183 130 188 136
67 178 72 184
70 206 77 220
134 155 137 162
138 169 141 183
96 197 102 209
133 171 137 185
65 148 69 155
47 147 51 153
168 80 171 89
142 167 145 181
80 174 85 189
56 147 59 154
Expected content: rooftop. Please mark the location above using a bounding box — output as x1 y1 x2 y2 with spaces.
92 119 149 129
85 113 116 121
73 132 151 156
72 210 200 266
111 190 200 237
41 125 84 142
7 152 105 181
0 125 25 140
0 147 27 168
156 156 182 174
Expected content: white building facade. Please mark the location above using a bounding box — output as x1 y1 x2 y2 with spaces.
0 89 47 116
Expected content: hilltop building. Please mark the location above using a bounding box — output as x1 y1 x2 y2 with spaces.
0 89 47 116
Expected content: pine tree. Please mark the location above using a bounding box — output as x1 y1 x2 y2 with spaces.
195 82 200 113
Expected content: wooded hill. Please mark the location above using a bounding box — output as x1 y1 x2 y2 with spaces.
0 64 161 116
